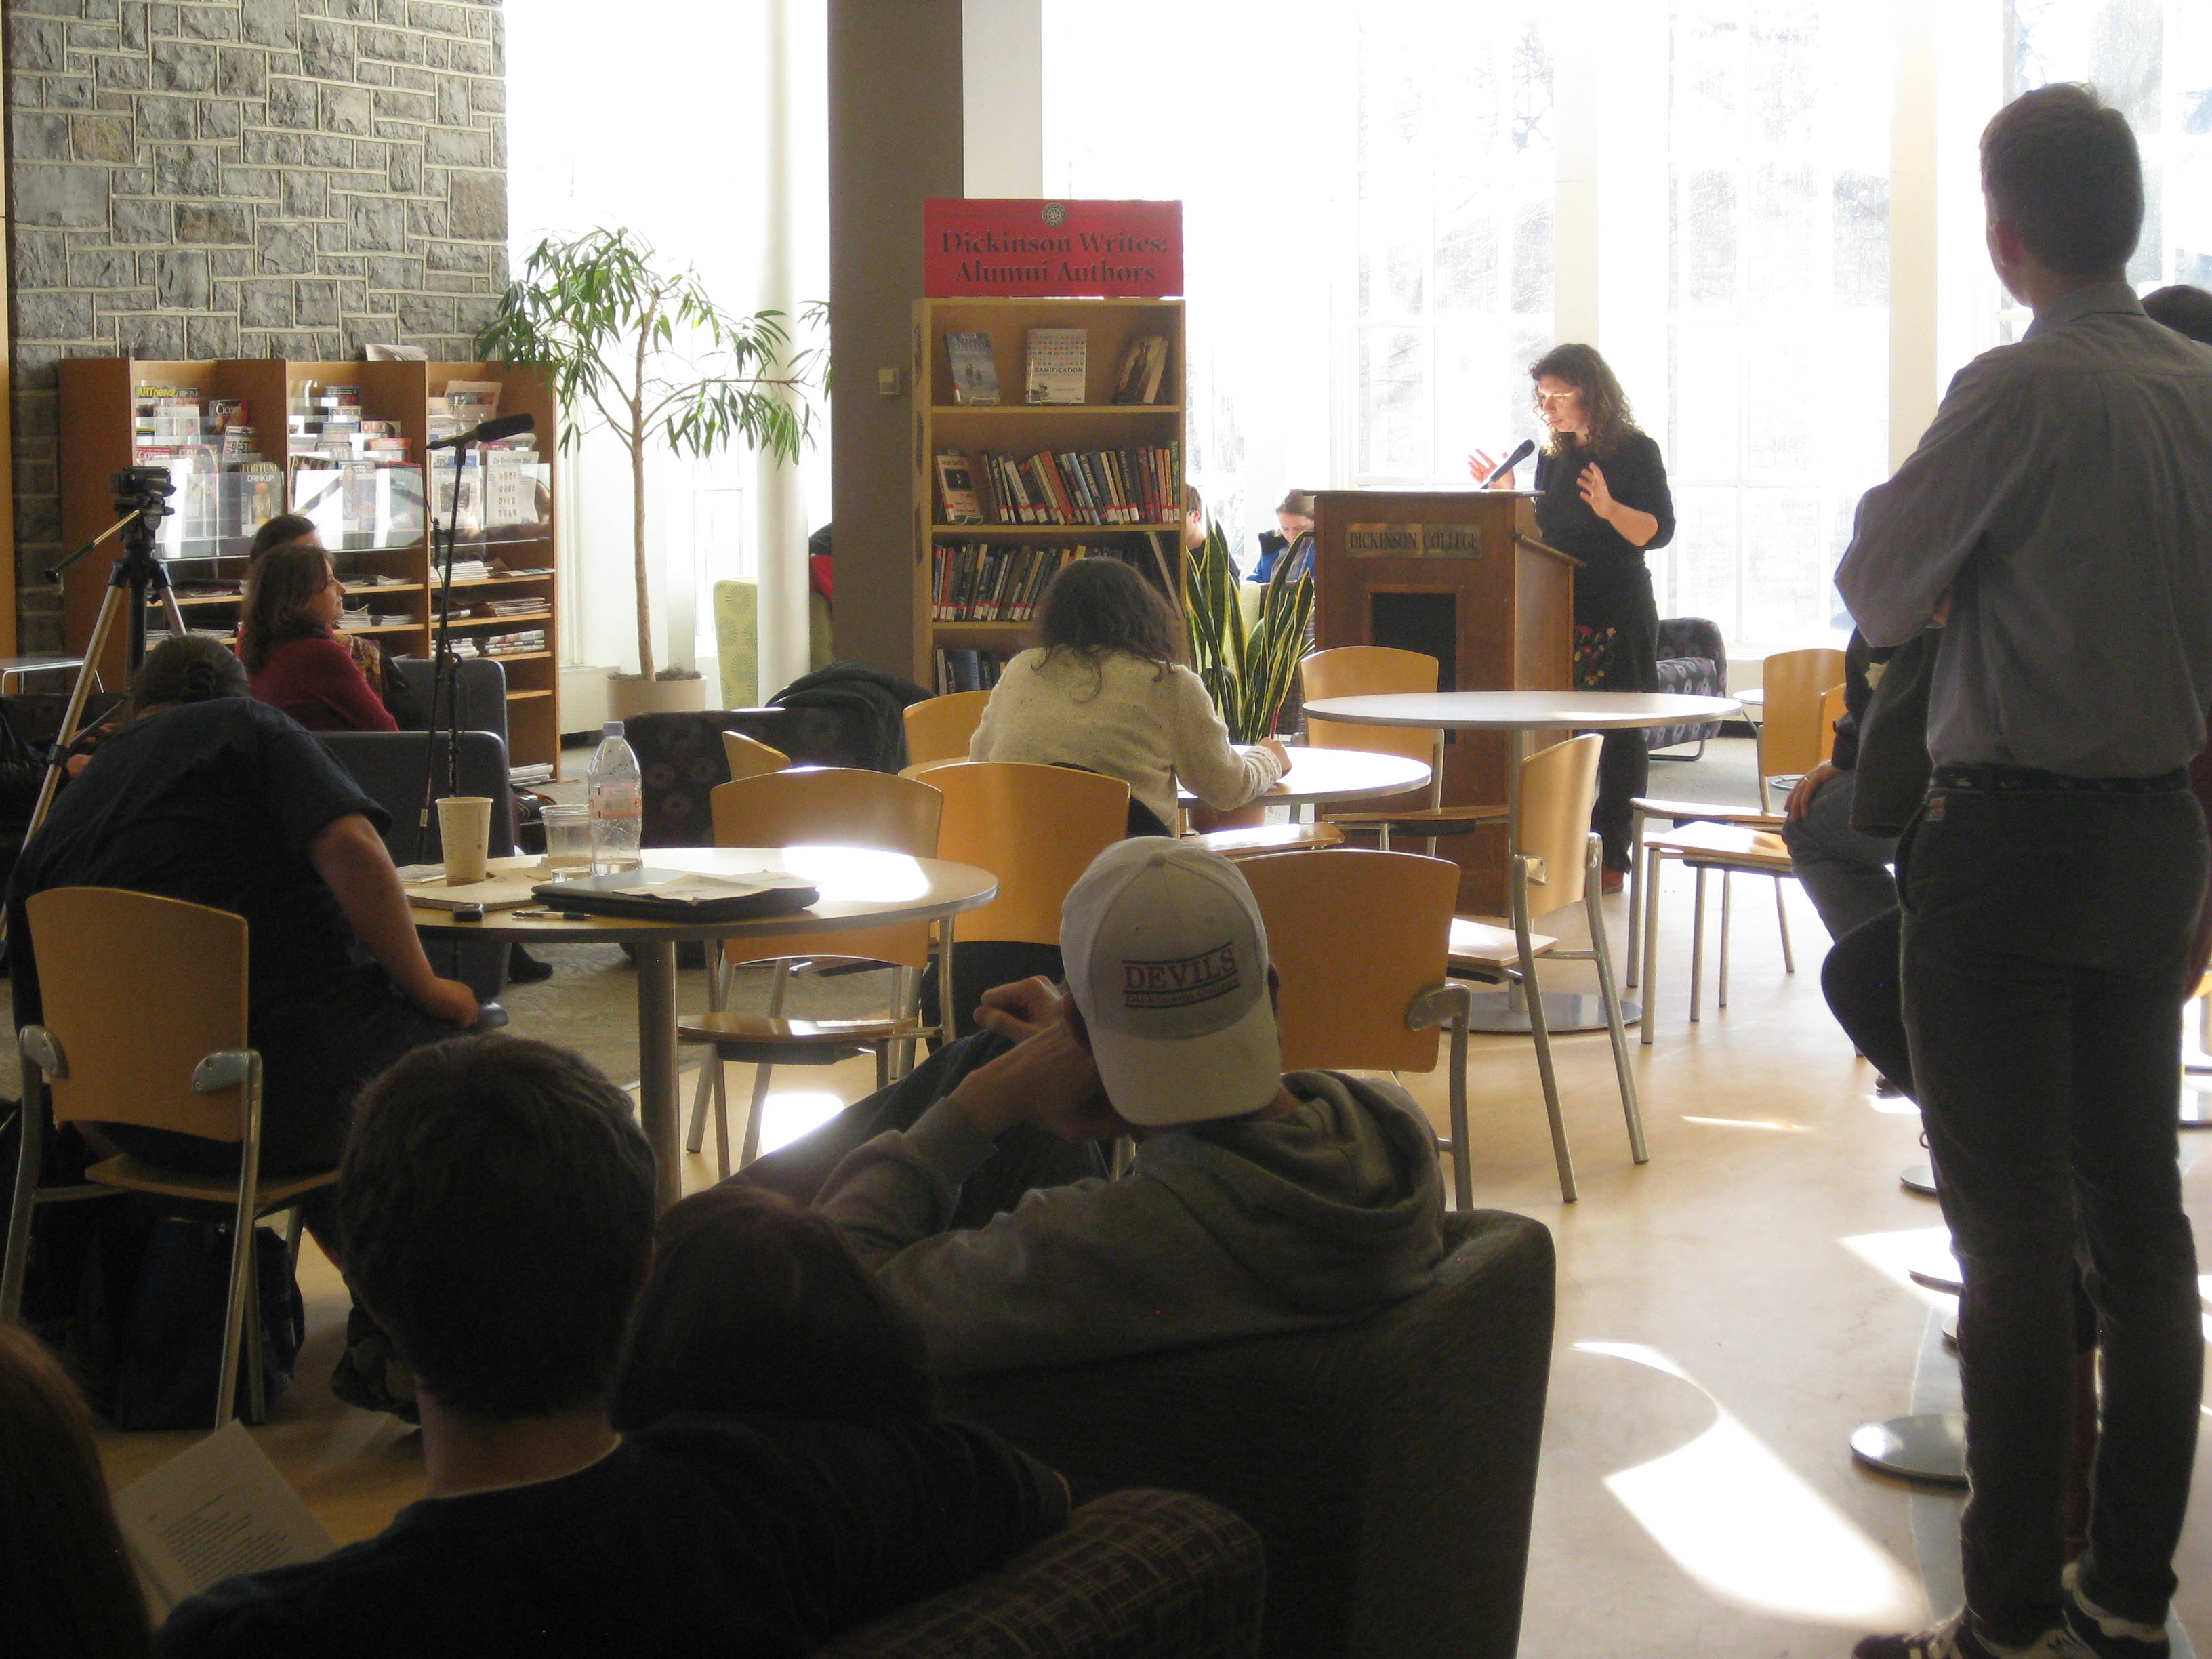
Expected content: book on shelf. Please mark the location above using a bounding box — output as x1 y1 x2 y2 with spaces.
945 332 1001 405
930 542 1081 621
933 646 1015 696
1024 328 1087 405
1112 334 1170 405
933 450 985 524
967 444 1179 526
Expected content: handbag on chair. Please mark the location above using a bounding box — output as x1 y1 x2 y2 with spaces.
109 1219 305 1431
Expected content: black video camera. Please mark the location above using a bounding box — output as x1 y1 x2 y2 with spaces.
112 464 176 526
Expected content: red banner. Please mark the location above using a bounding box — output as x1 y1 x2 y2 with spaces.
924 199 1183 298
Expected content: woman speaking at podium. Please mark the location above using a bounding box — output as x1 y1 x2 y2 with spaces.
1478 344 1675 887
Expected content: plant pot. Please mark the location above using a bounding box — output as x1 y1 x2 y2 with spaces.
1186 802 1269 834
607 672 710 718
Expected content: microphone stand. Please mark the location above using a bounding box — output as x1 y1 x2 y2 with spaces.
415 435 476 862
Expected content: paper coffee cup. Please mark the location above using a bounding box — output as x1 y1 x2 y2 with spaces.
437 796 493 884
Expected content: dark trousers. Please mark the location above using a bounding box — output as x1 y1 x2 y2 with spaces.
1822 906 1911 1087
737 1030 1107 1220
1900 781 2204 1640
1593 729 1649 875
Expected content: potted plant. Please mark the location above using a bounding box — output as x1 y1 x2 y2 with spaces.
478 228 823 715
1184 521 1314 828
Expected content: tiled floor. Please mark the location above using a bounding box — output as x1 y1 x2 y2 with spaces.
86 739 2212 1656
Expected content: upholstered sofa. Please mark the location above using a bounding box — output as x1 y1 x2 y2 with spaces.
628 706 893 848
940 1209 1555 1659
1649 616 1727 754
814 1488 1264 1659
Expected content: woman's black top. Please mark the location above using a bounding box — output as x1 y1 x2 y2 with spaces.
1532 430 1675 626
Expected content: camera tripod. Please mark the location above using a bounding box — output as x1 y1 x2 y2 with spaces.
23 489 188 847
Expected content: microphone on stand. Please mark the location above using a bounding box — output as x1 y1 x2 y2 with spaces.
427 411 535 449
1476 438 1536 485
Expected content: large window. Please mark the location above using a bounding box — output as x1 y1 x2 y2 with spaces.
1657 3 1893 642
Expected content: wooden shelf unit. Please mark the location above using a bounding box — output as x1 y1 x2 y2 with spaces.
58 358 562 774
911 297 1185 693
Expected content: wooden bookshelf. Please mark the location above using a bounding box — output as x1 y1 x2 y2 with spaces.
910 297 1185 693
57 358 562 773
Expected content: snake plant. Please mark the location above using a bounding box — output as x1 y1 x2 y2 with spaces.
1185 521 1315 743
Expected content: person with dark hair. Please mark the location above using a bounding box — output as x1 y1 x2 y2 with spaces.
7 635 476 1191
161 1036 1067 1658
239 541 399 732
1249 488 1314 583
0 1323 154 1658
1780 629 1900 940
969 556 1286 837
247 512 320 561
1840 83 2212 1659
613 1185 932 1432
2143 283 2212 348
1507 342 1675 887
1183 483 1207 554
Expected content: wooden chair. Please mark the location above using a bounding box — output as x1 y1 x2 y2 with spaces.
680 768 943 1176
1298 647 1506 851
1 888 334 1429
720 729 790 783
903 690 994 768
1755 646 1848 811
1235 848 1473 1206
1818 683 1846 763
1444 735 1645 1203
1637 819 1799 1042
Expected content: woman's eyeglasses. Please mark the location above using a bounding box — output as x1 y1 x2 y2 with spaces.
1532 390 1580 409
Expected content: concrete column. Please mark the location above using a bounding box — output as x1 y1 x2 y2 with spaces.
827 0 964 677
1889 5 1941 470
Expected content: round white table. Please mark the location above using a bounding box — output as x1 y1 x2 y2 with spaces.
1180 744 1431 810
1300 691 1741 1031
412 845 999 1209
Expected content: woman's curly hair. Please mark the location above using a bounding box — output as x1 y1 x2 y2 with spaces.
1530 342 1639 459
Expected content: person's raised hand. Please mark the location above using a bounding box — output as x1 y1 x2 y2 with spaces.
1468 449 1496 484
975 975 1065 1044
415 976 481 1028
1785 760 1838 823
1578 462 1616 518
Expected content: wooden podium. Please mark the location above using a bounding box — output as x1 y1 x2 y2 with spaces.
1309 489 1576 912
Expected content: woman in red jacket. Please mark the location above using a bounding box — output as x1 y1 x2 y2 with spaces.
239 542 397 731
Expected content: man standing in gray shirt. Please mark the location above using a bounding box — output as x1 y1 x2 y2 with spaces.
1841 87 2212 1659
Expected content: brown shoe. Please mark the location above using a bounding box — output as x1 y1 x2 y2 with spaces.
1601 869 1625 895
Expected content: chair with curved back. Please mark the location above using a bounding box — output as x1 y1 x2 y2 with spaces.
1298 647 1505 851
1 888 331 1429
680 768 944 1176
1444 734 1645 1202
1755 646 1849 812
1818 682 1846 763
927 762 1131 1019
903 690 994 769
1234 847 1473 1205
720 729 791 783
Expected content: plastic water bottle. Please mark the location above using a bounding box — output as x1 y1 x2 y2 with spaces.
586 720 643 876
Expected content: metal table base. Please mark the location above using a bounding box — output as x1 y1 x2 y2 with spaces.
1850 1412 1968 1486
1466 987 1639 1035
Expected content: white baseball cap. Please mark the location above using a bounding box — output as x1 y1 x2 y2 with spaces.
1060 838 1282 1126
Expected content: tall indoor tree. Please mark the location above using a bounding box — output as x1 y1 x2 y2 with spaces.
478 227 823 682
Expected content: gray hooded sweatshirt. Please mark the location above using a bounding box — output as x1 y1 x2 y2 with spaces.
815 1069 1446 1376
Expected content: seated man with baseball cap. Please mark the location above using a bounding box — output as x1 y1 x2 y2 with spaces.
814 838 1447 1376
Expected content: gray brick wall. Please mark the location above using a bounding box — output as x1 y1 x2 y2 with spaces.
7 0 508 648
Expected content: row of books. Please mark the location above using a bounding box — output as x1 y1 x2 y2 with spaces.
933 647 1015 695
944 329 1172 406
929 543 1087 621
935 445 1179 527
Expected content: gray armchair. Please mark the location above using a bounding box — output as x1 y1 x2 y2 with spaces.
940 1210 1553 1659
813 1489 1264 1659
391 655 509 748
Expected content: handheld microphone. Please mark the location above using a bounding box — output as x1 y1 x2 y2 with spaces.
1481 438 1535 484
428 412 535 450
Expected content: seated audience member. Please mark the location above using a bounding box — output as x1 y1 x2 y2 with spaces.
1780 628 1900 941
247 511 321 561
613 1184 931 1431
1183 483 1208 554
1249 489 1314 583
0 1323 154 1659
813 838 1446 1376
969 556 1286 838
239 541 401 732
7 636 476 1189
161 1037 1067 1658
2144 281 2212 345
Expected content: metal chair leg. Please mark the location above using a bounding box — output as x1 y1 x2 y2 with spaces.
739 1058 773 1170
1624 808 1645 989
283 1207 304 1270
684 954 729 1156
1689 865 1708 1024
1774 875 1796 972
1445 1006 1472 1212
244 1235 267 1425
1514 857 1577 1202
1639 846 1664 1046
1719 869 1733 1009
1 1063 49 1322
1584 837 1647 1164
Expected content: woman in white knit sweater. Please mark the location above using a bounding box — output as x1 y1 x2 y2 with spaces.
968 557 1288 834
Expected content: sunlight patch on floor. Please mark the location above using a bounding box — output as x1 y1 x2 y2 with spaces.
1578 1343 1922 1628
1679 1115 1812 1133
1843 1227 1964 1313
